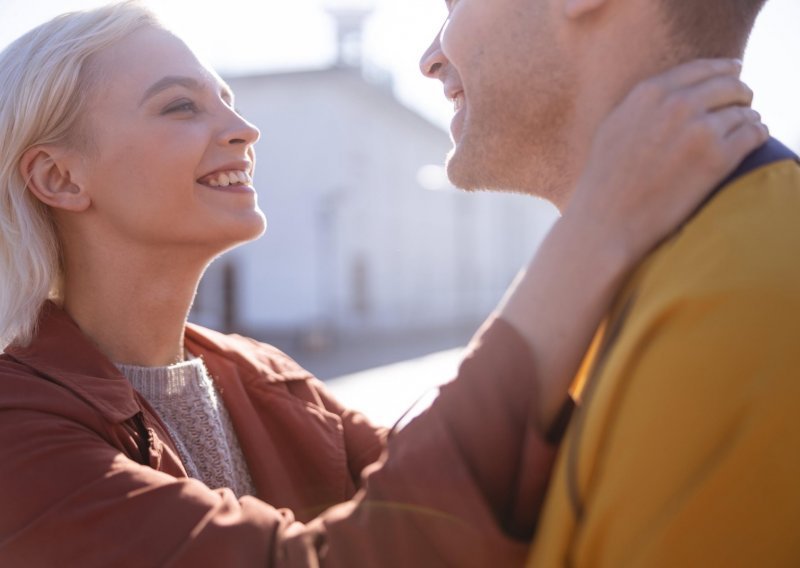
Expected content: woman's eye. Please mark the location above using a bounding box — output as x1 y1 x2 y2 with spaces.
163 100 197 114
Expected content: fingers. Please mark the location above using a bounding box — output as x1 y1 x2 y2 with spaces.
722 116 770 162
623 58 750 120
678 74 754 112
691 106 769 175
653 58 742 90
710 106 762 137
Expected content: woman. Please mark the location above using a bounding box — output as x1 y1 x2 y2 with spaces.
0 2 766 566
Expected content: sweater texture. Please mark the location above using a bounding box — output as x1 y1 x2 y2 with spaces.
117 356 257 497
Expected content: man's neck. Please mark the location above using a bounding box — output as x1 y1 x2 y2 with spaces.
552 13 682 211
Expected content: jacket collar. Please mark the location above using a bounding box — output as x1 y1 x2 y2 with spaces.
4 301 141 423
4 302 311 424
183 324 313 384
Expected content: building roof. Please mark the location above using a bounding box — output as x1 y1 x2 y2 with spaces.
224 65 447 134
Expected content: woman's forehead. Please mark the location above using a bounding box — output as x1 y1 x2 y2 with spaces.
90 26 219 97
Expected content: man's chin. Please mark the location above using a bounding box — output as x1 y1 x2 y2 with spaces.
445 140 563 201
445 146 487 192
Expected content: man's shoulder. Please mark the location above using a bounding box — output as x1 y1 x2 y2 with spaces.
584 157 800 398
538 159 800 568
636 158 800 305
586 158 800 400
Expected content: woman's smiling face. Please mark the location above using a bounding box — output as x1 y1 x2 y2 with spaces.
74 25 265 254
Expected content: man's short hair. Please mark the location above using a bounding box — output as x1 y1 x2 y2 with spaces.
660 0 769 57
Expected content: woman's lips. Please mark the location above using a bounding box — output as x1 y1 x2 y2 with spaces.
201 183 255 194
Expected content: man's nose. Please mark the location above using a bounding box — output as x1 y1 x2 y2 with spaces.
419 32 447 79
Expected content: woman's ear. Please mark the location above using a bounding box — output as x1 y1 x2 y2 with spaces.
563 0 609 20
19 145 90 212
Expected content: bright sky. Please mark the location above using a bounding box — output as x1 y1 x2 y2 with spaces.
1 0 798 146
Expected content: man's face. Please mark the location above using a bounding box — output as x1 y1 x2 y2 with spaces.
420 0 576 200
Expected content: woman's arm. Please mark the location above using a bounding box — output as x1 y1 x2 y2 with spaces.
283 59 769 565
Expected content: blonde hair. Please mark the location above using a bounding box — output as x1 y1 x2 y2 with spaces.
0 1 162 349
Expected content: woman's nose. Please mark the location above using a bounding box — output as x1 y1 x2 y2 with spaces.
223 111 260 147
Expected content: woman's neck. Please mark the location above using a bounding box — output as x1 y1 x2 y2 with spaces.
60 243 208 367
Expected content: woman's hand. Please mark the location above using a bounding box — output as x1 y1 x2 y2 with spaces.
566 58 767 260
498 59 767 430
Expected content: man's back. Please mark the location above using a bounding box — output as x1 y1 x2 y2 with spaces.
530 141 800 567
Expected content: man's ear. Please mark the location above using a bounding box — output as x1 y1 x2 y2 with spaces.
19 146 90 212
563 0 609 19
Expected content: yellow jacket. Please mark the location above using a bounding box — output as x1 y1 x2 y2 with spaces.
530 141 800 567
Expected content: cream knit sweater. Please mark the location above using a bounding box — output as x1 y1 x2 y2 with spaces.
117 356 256 498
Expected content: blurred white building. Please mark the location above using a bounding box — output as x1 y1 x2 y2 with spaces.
190 10 556 344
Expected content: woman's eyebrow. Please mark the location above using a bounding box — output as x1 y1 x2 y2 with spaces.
139 76 201 106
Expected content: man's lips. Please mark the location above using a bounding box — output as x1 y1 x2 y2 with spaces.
451 91 465 112
447 89 466 142
445 85 465 110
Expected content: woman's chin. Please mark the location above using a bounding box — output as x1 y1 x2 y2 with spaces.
229 210 268 244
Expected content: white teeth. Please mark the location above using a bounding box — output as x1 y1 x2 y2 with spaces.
200 170 252 187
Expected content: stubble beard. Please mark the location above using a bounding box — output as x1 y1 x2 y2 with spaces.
444 81 576 206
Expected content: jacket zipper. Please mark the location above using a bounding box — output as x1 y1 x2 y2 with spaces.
132 411 151 466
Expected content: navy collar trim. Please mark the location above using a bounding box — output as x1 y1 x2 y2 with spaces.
709 137 799 201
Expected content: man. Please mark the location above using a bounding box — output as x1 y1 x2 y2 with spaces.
418 0 800 566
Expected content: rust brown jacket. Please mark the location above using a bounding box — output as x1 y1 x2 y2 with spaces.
0 302 556 567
